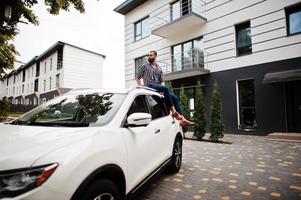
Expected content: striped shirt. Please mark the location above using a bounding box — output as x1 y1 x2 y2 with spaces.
136 63 163 86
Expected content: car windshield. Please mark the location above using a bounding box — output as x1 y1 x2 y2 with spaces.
10 93 126 127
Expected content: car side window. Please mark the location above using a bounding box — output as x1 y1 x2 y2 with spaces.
127 95 149 117
147 95 168 120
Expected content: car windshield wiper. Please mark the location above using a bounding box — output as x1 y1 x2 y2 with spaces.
10 119 27 125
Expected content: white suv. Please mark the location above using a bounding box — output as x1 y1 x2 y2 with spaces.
0 87 183 200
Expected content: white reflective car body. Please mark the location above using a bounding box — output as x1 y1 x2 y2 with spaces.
0 87 183 200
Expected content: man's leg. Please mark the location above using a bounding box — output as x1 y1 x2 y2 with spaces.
170 93 183 116
147 84 174 110
147 84 193 126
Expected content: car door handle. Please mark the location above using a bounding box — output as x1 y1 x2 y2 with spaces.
155 129 160 134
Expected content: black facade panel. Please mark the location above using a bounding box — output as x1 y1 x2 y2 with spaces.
205 57 301 135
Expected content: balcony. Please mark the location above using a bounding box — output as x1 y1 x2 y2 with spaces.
158 48 209 81
151 0 207 38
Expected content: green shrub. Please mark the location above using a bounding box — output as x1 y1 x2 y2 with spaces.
179 85 190 120
193 81 206 140
209 80 224 142
0 99 11 121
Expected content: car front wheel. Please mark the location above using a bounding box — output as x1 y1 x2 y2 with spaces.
80 179 121 200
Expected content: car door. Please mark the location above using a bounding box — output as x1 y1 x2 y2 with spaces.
122 95 164 191
146 94 177 163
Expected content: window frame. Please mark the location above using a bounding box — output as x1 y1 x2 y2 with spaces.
171 36 204 72
236 78 257 130
235 21 252 56
123 95 151 127
146 94 169 120
126 95 150 117
285 3 301 36
134 16 150 42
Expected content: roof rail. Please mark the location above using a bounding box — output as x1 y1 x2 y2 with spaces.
63 88 92 95
127 85 158 92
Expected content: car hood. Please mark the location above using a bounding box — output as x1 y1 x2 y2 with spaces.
0 123 98 171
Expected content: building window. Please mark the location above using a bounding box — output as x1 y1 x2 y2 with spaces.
49 77 52 90
44 61 47 73
50 58 53 71
13 76 16 84
134 17 150 41
235 21 252 56
34 79 39 92
56 74 60 88
171 1 181 21
172 36 204 72
237 79 257 130
22 84 24 93
285 3 301 36
22 70 25 82
135 55 148 78
57 50 63 70
36 62 40 77
44 80 46 92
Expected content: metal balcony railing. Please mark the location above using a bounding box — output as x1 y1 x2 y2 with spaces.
150 0 206 31
156 48 208 74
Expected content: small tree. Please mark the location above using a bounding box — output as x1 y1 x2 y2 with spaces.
209 80 224 142
0 99 11 121
179 85 190 120
193 81 206 140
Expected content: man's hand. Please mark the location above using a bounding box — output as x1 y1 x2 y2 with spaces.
136 79 142 86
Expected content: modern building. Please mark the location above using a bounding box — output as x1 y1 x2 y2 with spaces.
0 41 105 106
115 0 301 135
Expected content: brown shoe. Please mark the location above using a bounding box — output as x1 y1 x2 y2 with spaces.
172 112 183 120
179 118 194 126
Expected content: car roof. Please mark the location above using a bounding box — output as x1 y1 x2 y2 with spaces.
64 86 161 96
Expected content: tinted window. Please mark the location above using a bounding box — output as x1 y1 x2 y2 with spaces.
147 95 168 120
127 95 149 117
286 3 301 35
134 17 150 41
235 21 252 56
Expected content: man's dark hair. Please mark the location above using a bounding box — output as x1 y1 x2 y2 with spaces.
150 50 157 56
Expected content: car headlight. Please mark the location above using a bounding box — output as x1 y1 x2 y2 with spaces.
0 163 58 198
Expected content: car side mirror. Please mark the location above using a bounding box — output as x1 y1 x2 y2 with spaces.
126 113 152 127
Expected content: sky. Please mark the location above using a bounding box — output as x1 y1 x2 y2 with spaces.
13 0 125 88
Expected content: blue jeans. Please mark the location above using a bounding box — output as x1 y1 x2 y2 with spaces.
147 83 183 115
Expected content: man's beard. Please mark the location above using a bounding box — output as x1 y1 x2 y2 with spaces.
148 57 155 63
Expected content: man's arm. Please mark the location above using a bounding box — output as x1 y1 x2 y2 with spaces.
136 64 145 86
159 69 164 86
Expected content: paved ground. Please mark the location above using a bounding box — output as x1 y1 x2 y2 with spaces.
135 134 301 200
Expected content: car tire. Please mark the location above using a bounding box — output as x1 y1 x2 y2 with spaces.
79 179 121 200
165 137 182 174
